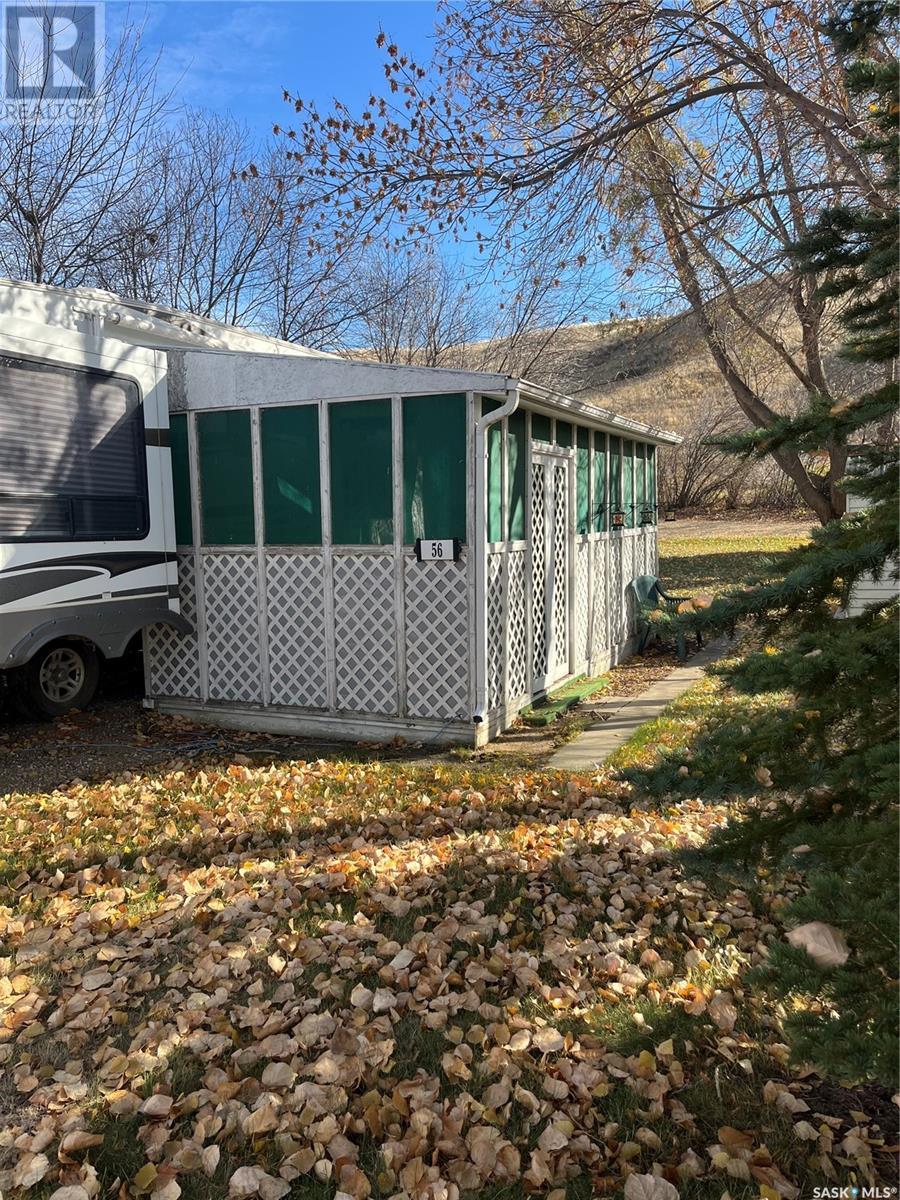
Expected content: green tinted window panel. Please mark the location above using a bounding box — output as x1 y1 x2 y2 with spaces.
481 395 503 415
507 409 526 540
329 398 393 544
488 423 503 543
198 409 254 545
576 426 589 450
555 420 572 448
576 440 590 535
636 443 646 509
531 412 552 442
647 446 657 519
169 413 193 546
261 404 321 545
609 435 622 512
592 432 607 531
403 393 466 543
623 440 635 526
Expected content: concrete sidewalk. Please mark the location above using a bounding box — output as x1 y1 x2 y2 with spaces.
548 636 734 771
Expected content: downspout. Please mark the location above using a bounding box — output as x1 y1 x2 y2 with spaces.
473 384 520 727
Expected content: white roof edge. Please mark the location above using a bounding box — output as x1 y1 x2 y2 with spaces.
188 345 512 390
0 280 681 441
516 379 683 445
0 277 333 359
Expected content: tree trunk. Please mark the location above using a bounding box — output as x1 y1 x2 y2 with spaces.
648 171 841 524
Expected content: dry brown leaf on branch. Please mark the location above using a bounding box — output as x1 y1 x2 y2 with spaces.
785 922 850 967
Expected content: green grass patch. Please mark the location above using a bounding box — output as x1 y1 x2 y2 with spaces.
659 531 809 596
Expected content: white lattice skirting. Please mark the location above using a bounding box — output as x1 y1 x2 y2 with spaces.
146 529 660 743
147 549 473 741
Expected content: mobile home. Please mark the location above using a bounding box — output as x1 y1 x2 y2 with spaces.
0 280 680 741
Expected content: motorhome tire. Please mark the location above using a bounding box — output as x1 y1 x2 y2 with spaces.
23 641 100 718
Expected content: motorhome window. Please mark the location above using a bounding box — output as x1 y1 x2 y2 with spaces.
402 393 466 544
329 398 393 544
169 414 193 546
261 404 322 545
0 356 147 542
197 409 255 545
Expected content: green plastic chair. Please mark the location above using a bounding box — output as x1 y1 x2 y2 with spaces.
629 574 701 662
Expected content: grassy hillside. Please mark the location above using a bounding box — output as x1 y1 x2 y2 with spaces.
518 305 861 435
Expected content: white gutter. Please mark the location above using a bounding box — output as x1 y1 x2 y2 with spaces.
518 379 682 445
473 383 520 728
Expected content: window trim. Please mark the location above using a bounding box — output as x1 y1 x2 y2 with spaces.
0 352 150 544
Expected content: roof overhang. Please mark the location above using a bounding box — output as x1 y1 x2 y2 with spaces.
515 379 682 446
0 279 683 443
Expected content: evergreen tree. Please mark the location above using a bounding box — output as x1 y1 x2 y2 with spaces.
667 0 898 1084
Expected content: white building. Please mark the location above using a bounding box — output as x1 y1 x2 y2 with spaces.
0 278 680 742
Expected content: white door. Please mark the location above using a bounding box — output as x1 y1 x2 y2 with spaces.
531 452 571 691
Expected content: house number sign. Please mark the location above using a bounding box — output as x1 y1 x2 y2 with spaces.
414 538 461 563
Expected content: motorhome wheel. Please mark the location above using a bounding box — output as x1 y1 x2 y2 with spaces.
23 642 100 718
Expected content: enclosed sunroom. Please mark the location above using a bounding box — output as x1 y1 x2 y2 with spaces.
146 350 679 745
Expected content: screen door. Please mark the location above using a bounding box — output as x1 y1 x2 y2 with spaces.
531 451 570 691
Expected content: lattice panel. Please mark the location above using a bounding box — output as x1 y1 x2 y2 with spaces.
405 556 470 720
591 539 609 656
531 464 548 681
550 465 569 675
574 540 591 669
507 549 528 702
333 554 397 714
610 537 625 647
622 538 636 638
635 531 648 576
646 530 659 575
146 554 200 698
265 554 327 708
203 553 262 701
487 552 504 710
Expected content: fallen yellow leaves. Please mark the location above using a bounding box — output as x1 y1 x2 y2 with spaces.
0 758 889 1198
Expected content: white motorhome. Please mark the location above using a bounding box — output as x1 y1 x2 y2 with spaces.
0 279 315 716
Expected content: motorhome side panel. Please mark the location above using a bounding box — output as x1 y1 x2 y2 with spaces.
0 319 187 711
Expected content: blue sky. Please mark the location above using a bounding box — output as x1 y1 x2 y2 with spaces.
115 1 440 137
103 2 615 325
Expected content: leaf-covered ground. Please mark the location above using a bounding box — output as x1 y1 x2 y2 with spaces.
1 520 894 1199
1 749 895 1200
